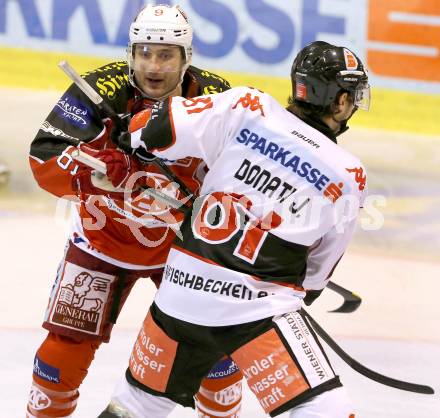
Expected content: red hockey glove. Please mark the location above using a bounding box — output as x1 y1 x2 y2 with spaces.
95 149 141 188
72 145 144 200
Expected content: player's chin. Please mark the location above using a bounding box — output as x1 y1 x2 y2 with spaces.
140 82 167 98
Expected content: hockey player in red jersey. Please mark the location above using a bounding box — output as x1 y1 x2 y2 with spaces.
98 41 370 417
27 4 243 418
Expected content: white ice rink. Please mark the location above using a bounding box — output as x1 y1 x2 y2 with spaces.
1 88 440 417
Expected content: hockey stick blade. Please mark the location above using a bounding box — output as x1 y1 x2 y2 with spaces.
301 309 435 394
327 281 362 313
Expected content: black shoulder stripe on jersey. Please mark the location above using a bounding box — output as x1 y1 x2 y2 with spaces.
140 98 175 152
30 136 77 162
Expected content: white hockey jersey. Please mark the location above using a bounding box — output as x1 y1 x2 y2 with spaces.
130 87 367 326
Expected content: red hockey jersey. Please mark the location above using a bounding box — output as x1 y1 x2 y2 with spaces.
29 62 230 268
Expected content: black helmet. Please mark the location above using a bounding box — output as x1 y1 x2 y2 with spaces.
291 41 370 111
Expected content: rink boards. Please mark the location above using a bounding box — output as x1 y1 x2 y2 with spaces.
1 46 440 136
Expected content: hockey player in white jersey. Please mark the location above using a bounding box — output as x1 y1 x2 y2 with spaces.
99 41 370 417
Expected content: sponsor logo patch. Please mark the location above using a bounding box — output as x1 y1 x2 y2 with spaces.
236 129 344 202
199 380 242 407
54 95 92 129
295 81 307 99
40 121 80 142
215 381 242 406
163 264 270 300
48 262 114 335
232 92 265 116
33 357 60 383
273 312 335 388
232 328 310 414
207 358 240 379
129 311 178 392
346 166 366 191
290 130 320 149
95 72 130 101
343 48 359 70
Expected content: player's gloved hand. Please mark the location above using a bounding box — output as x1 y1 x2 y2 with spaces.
95 148 141 189
72 144 144 200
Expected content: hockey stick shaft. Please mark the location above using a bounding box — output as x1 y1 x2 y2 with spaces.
300 309 434 394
